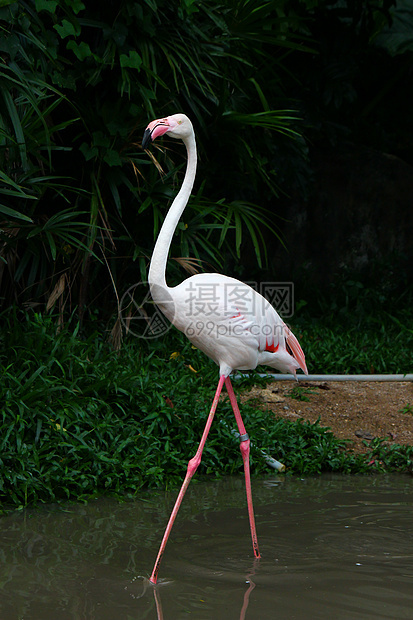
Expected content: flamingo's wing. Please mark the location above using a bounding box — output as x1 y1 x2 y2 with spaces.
256 296 308 375
171 273 308 375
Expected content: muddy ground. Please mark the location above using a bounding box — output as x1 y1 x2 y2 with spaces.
240 380 413 455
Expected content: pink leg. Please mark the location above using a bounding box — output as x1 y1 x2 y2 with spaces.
224 377 261 559
149 374 226 584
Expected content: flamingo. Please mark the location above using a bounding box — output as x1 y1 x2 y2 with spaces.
142 113 308 585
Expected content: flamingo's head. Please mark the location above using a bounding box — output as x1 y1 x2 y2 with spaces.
142 113 193 149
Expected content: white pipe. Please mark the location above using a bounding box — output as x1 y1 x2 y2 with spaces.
262 456 286 472
234 373 413 382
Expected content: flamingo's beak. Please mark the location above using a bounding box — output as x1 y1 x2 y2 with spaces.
141 127 153 149
142 118 171 149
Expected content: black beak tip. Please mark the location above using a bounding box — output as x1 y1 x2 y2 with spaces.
142 128 152 150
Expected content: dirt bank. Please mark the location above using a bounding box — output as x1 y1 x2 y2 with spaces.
242 380 413 454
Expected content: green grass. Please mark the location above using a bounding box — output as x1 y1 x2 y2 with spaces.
288 386 316 401
0 307 412 513
299 320 413 375
400 404 413 416
363 438 413 472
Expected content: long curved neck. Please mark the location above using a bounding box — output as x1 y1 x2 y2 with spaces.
148 132 197 291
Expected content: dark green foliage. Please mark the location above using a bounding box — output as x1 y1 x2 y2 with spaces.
300 320 413 375
252 415 365 475
364 438 413 472
0 0 410 325
0 0 310 317
1 0 411 325
1 311 411 513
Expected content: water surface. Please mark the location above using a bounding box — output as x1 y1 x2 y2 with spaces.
0 474 412 619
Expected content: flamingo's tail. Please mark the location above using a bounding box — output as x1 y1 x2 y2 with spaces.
284 325 308 375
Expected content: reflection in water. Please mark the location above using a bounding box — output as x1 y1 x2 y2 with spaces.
240 560 258 620
124 561 259 620
153 586 164 620
142 557 259 620
0 474 412 619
